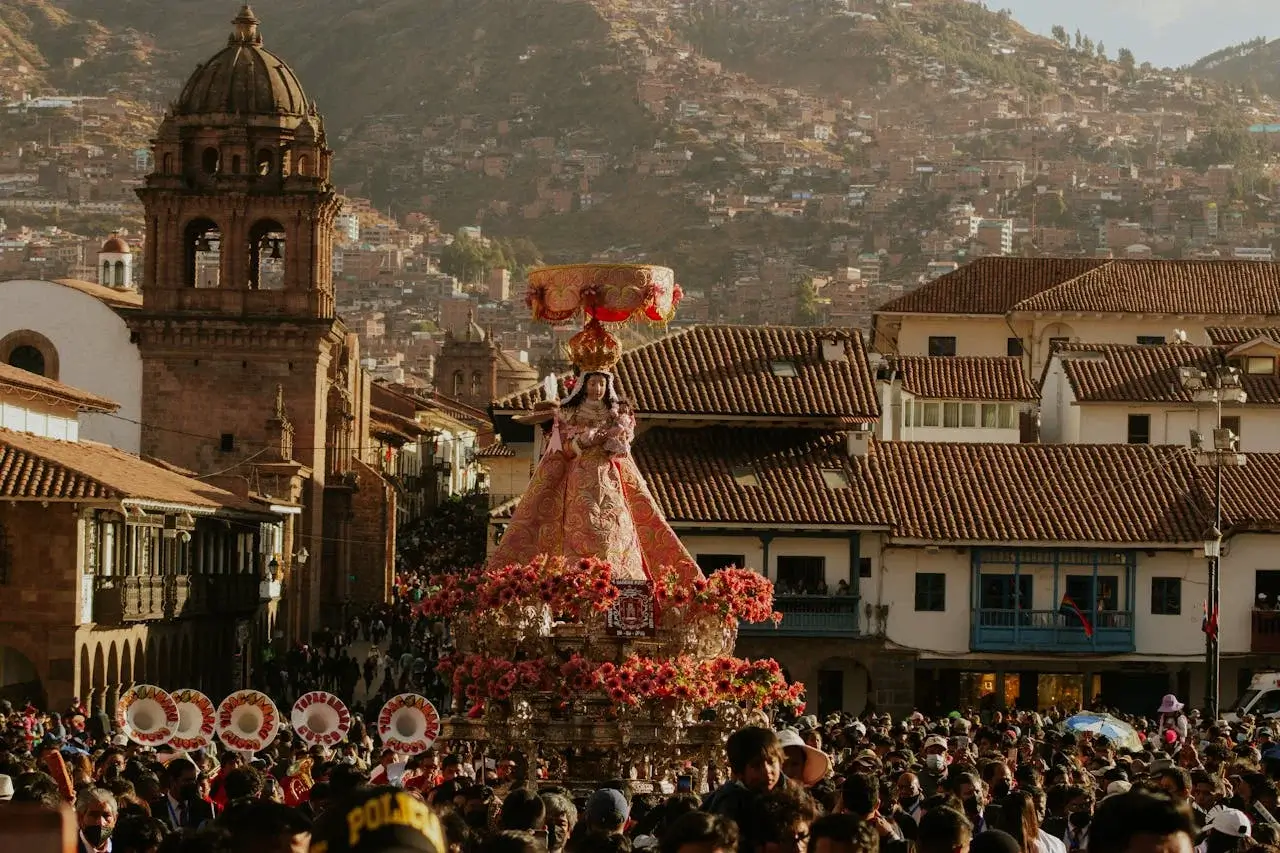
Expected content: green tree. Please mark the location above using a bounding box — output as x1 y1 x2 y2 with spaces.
1117 47 1135 71
1096 42 1106 61
792 277 821 326
1051 24 1068 47
1178 126 1261 171
396 495 488 575
439 235 487 283
1081 36 1094 56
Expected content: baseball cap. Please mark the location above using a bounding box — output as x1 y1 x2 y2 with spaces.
1207 808 1252 839
310 786 444 853
585 788 629 828
923 735 949 752
0 774 13 801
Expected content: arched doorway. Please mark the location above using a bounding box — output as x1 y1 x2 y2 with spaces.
815 657 871 718
79 646 92 707
0 644 44 707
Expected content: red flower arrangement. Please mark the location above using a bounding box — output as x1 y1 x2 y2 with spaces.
440 650 804 715
417 556 620 623
652 567 782 626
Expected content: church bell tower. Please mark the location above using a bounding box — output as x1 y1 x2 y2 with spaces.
128 5 348 636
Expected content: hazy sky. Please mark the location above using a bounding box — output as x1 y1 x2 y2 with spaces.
995 0 1276 68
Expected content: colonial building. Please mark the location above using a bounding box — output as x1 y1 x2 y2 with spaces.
872 355 1038 443
433 313 538 410
874 257 1280 378
0 362 287 709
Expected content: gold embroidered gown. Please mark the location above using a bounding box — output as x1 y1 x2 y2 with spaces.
488 399 700 582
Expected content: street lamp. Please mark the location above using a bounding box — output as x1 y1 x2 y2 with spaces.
1191 361 1248 721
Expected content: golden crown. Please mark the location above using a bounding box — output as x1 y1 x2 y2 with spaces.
568 319 622 373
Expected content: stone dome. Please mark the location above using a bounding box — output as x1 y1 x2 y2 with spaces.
174 6 310 117
100 235 130 254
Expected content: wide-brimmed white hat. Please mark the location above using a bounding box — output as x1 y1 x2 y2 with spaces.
1158 694 1184 714
777 728 831 786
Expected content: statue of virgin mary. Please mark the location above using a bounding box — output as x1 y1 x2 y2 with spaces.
488 322 701 584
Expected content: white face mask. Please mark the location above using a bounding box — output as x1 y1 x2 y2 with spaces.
925 753 946 772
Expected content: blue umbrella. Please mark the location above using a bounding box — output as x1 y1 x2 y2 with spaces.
1063 712 1142 752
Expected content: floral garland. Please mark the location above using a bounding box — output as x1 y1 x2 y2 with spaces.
438 652 804 718
417 556 620 622
652 567 782 627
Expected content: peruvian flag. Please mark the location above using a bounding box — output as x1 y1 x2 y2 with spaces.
1202 600 1219 641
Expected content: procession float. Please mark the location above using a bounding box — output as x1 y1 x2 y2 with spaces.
426 264 804 787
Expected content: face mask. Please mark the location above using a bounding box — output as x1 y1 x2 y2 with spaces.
992 780 1013 799
963 796 980 816
547 826 561 850
82 825 113 847
901 794 921 810
179 782 200 801
1069 811 1092 830
465 809 488 829
925 754 946 772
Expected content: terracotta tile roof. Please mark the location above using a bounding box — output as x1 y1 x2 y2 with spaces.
877 258 1280 318
1205 327 1280 345
428 391 492 432
634 427 892 527
1057 343 1280 405
1216 453 1280 533
876 257 1109 315
0 428 266 513
476 443 515 458
493 325 880 422
1013 260 1280 315
875 441 1206 544
892 356 1038 401
0 363 118 413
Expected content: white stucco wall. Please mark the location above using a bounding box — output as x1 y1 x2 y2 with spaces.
891 316 1015 358
0 279 141 453
1071 404 1280 452
880 546 973 654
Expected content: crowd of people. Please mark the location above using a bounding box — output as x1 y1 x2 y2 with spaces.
2 670 1278 853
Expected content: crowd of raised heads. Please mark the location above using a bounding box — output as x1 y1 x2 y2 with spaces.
2 680 1279 853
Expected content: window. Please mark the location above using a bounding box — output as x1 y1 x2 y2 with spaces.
1256 570 1280 609
904 400 914 427
219 433 236 452
1007 337 1024 357
915 573 946 611
1048 336 1070 352
981 403 999 428
452 371 464 397
1127 413 1151 444
921 402 940 427
1137 335 1166 346
470 371 483 399
1247 356 1276 375
696 554 743 574
858 557 872 578
1066 574 1119 611
997 403 1015 429
770 360 799 377
820 468 850 489
980 574 1033 611
943 402 961 428
776 556 826 594
961 402 977 427
732 466 761 487
928 336 957 357
7 344 46 376
1151 577 1181 615
1222 416 1241 440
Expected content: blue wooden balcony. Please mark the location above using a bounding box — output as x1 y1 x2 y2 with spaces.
971 608 1135 653
740 594 861 638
